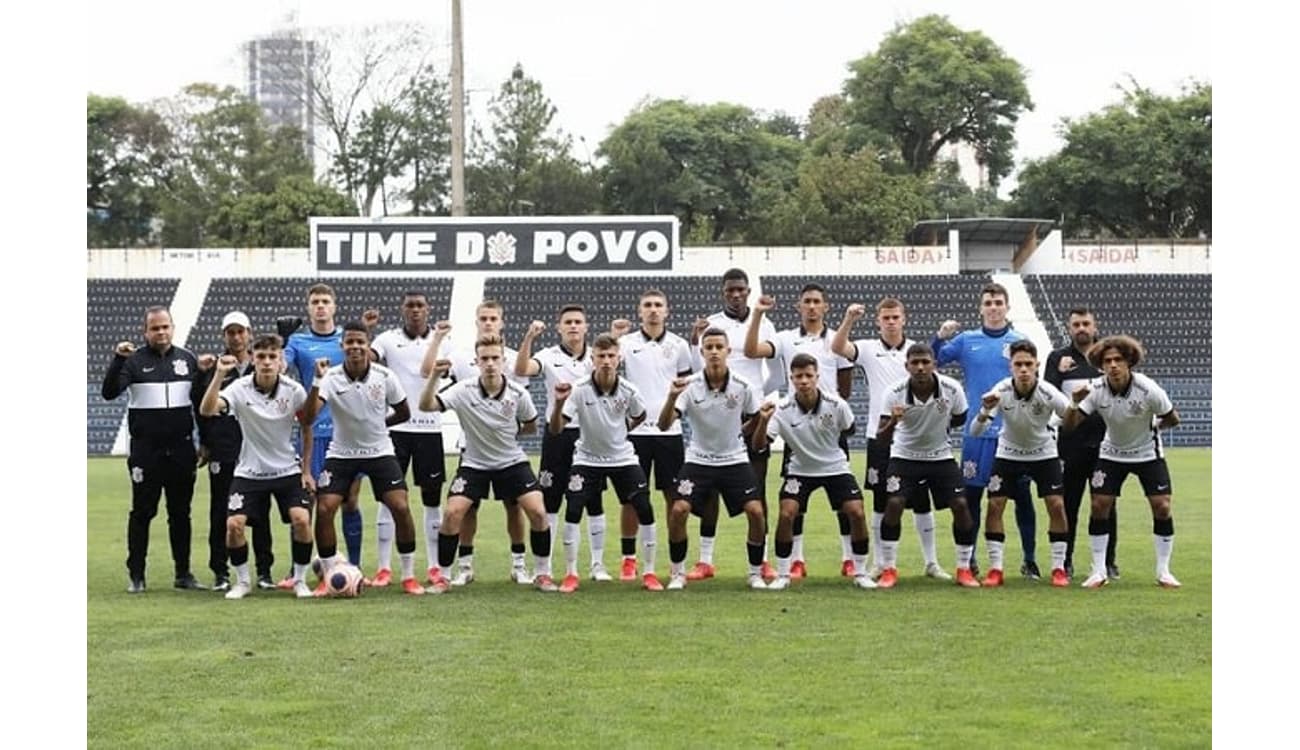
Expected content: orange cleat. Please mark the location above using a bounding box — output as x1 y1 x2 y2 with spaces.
559 573 580 593
686 562 716 581
1050 568 1070 587
277 575 297 591
955 568 981 588
642 573 664 591
790 560 808 579
426 570 450 594
760 560 777 582
982 568 1004 587
312 579 329 597
401 577 425 595
534 574 559 592
370 568 393 587
620 558 638 581
840 559 855 578
876 567 899 589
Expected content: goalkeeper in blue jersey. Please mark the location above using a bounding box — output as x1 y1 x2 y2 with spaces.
932 282 1041 580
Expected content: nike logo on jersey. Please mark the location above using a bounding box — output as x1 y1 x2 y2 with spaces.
632 348 646 354
692 398 705 404
142 367 155 372
584 400 596 405
389 479 402 485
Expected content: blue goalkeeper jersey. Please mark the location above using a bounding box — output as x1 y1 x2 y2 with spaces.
933 325 1026 439
284 327 343 438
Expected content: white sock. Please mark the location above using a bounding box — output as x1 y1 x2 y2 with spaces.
589 514 607 568
1051 540 1067 571
670 559 684 578
548 513 559 552
700 535 716 565
777 552 791 577
1154 532 1174 576
511 548 526 568
1090 533 1110 576
792 534 804 563
534 554 552 578
915 511 939 566
640 523 657 574
852 552 867 576
459 552 474 571
840 534 853 562
564 521 581 576
376 503 395 571
235 562 250 585
293 562 308 583
881 540 899 569
423 505 441 571
988 539 1005 572
399 552 414 580
956 544 974 569
870 512 885 566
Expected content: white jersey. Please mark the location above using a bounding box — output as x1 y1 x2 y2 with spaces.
621 328 693 436
768 326 852 395
766 391 855 476
370 327 448 433
561 376 646 467
1077 372 1175 463
881 373 968 461
980 378 1071 461
674 370 763 466
448 344 528 387
436 378 537 470
220 375 307 480
315 363 406 459
698 309 778 393
532 343 593 424
848 337 913 430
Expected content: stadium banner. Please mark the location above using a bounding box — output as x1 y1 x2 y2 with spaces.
310 216 677 272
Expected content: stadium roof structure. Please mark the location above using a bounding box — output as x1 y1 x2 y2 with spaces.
906 217 1056 246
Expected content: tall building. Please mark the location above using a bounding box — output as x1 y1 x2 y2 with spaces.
245 29 315 164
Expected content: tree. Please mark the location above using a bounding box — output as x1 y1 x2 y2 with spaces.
206 174 354 247
1011 82 1211 238
87 95 171 247
843 14 1032 185
347 104 406 216
926 160 1005 219
393 64 452 215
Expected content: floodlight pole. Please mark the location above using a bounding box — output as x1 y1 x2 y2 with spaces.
450 0 466 216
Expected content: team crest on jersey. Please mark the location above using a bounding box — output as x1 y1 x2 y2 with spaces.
724 392 740 410
501 398 516 415
817 412 836 428
449 476 467 495
173 359 189 376
867 467 879 486
131 466 144 483
963 460 977 479
1091 470 1106 488
1127 401 1143 416
1031 402 1045 416
538 470 554 489
885 475 901 493
988 475 1002 493
569 474 585 492
676 478 695 497
319 470 333 487
274 397 290 415
662 345 675 360
783 478 802 495
228 492 244 511
210 462 221 475
368 382 385 401
612 397 628 413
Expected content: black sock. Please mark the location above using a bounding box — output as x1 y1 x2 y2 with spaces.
318 543 337 560
438 533 459 568
881 521 902 542
747 541 764 566
1088 517 1110 536
621 537 636 556
775 539 793 559
1048 531 1069 545
670 539 688 563
837 511 850 535
510 542 526 555
229 544 249 567
458 544 474 558
851 537 869 556
986 531 1006 543
397 539 415 555
700 520 717 538
530 529 551 558
291 540 312 566
1153 517 1174 536
792 514 805 536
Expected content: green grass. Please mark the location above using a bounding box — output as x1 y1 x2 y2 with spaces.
87 449 1211 748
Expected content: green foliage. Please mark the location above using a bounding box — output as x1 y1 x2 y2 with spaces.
394 64 452 215
86 95 171 247
927 160 1006 219
1011 82 1211 238
843 14 1033 185
206 175 355 247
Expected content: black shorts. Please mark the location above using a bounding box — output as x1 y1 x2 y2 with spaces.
778 473 863 513
884 458 966 511
630 434 685 491
319 456 407 499
988 457 1064 499
671 462 761 518
392 431 446 488
538 428 580 493
864 437 892 494
1090 458 1173 497
227 475 312 525
449 461 540 504
567 464 650 507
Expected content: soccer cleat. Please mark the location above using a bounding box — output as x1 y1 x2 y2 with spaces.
293 580 314 599
1156 571 1182 589
969 560 981 578
313 579 330 597
1050 568 1070 587
686 562 716 581
642 573 664 591
510 566 534 585
126 577 146 594
590 563 613 582
760 560 777 582
427 567 442 585
534 574 559 593
1107 563 1122 580
666 574 687 591
451 567 475 587
876 568 899 588
401 577 425 595
224 582 251 600
370 568 393 587
257 575 277 590
747 573 768 590
840 559 855 577
955 568 981 588
174 574 207 591
560 574 581 593
853 574 879 590
1064 562 1074 580
766 575 791 591
277 575 297 591
790 560 807 579
866 564 884 581
425 570 451 594
924 562 953 581
1021 561 1042 580
1081 572 1109 589
213 577 231 592
620 558 638 581
982 568 1005 587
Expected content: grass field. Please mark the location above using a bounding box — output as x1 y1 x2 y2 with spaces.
87 449 1211 748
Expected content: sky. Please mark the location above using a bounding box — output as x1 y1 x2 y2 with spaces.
84 0 1213 195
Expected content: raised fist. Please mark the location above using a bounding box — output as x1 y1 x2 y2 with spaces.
891 404 907 419
114 341 136 357
668 377 689 397
980 392 1000 410
276 316 303 340
692 317 710 334
528 320 547 337
554 382 572 401
938 320 960 340
845 303 866 321
1071 384 1090 403
362 309 381 329
197 353 217 371
314 357 331 379
1057 355 1076 372
216 354 239 373
758 401 776 419
755 295 775 312
434 320 452 335
610 318 633 337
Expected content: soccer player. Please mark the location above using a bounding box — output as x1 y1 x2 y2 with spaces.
419 334 558 593
832 298 950 581
517 305 607 578
874 343 978 588
193 311 275 590
1062 335 1182 589
657 328 769 591
609 289 694 581
688 268 778 581
743 283 854 579
751 353 875 590
302 322 425 595
369 291 448 588
933 282 1040 579
549 334 661 592
101 306 205 592
969 341 1073 588
1043 307 1118 579
199 334 317 599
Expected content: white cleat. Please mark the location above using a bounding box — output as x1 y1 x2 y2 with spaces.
225 582 251 600
767 575 791 591
589 563 613 582
510 566 534 585
866 564 884 581
924 562 953 581
451 566 475 587
293 580 314 599
747 573 768 590
666 574 687 591
1081 571 1109 589
1156 571 1182 589
853 574 879 590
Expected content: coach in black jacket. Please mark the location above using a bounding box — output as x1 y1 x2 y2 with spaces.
101 306 205 593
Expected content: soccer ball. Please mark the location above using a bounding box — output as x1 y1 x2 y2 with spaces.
325 563 366 598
